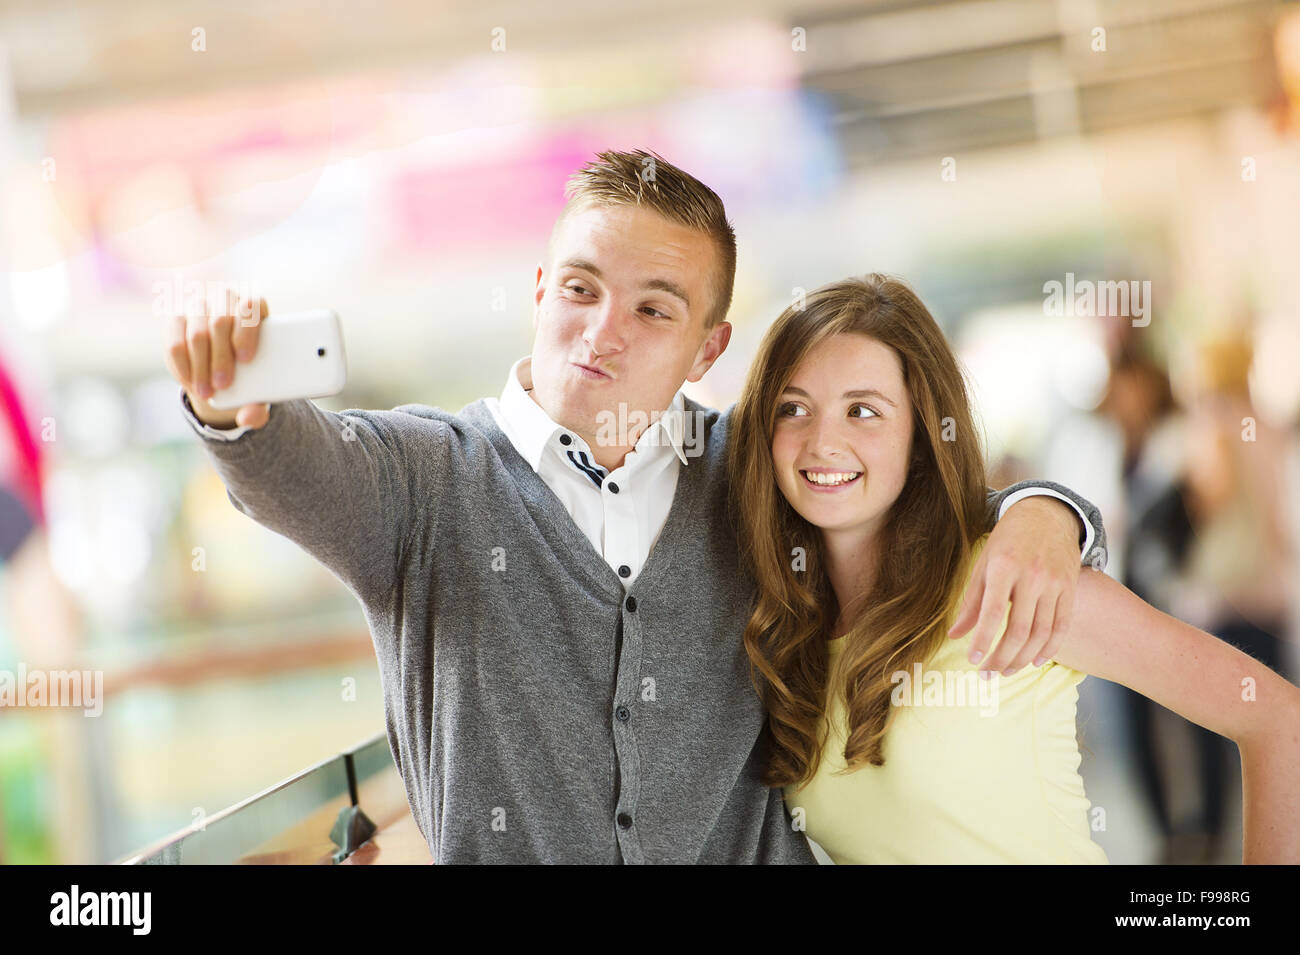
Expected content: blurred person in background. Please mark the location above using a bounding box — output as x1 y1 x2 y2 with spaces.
1096 339 1182 533
1123 334 1294 863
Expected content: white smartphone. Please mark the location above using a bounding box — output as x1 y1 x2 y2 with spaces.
208 308 348 409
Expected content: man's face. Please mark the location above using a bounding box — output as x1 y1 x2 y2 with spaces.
530 203 731 461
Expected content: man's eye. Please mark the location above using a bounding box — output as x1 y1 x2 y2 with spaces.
642 307 669 319
565 284 592 296
777 402 807 417
849 403 880 419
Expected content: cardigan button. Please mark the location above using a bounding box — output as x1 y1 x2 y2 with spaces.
618 565 631 578
625 596 637 612
615 705 630 722
617 812 633 830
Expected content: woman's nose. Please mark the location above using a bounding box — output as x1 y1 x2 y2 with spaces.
809 417 846 460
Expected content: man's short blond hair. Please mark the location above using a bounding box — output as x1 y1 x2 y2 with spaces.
553 149 737 330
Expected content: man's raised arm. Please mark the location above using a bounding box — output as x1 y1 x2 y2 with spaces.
165 293 428 602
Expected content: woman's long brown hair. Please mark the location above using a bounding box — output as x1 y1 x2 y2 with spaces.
728 275 990 787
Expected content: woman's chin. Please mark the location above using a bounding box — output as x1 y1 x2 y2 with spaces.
788 503 848 531
784 497 885 536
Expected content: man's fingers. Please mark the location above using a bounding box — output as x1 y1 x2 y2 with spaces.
964 567 1012 668
1036 584 1077 666
166 314 192 387
980 577 1038 675
1007 590 1058 672
210 305 236 392
235 403 270 429
948 550 987 638
232 296 266 360
185 298 212 399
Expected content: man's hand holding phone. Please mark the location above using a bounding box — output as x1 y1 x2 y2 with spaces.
165 291 346 431
166 292 271 431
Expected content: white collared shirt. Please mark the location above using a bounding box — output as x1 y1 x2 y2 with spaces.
485 356 689 588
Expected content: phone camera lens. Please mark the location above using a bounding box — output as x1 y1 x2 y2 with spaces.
317 347 326 357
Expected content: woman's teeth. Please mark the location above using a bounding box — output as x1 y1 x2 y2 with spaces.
802 470 861 487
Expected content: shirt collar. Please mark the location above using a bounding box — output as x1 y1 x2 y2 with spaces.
652 391 691 467
498 356 562 471
496 356 691 473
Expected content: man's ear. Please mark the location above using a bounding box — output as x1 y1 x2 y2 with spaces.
686 321 733 383
532 264 545 331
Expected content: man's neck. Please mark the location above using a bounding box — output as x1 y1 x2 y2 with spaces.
522 389 637 472
591 444 634 474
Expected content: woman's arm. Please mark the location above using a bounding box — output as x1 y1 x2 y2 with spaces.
1051 567 1300 864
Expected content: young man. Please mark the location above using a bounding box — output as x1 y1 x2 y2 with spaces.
166 150 1107 864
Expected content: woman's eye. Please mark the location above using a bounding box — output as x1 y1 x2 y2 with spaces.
849 403 880 419
777 402 807 417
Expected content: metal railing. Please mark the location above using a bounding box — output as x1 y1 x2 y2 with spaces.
115 731 399 865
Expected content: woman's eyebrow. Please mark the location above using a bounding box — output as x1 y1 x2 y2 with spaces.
780 385 898 408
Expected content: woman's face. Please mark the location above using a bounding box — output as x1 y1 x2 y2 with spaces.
771 333 914 540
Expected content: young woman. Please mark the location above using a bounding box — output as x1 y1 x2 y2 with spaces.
728 275 1300 864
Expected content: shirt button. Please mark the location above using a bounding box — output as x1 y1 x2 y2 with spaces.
625 596 637 612
617 812 633 830
615 705 630 722
559 434 572 446
618 564 631 578
607 481 619 494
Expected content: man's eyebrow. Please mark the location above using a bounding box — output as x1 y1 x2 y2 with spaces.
644 278 689 307
560 259 602 277
780 385 898 408
558 260 690 308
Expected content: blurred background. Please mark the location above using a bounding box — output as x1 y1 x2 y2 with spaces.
1 0 1298 864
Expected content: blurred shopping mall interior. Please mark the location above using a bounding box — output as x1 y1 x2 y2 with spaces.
1 0 1299 863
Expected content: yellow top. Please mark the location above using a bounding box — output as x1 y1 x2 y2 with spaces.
783 537 1108 864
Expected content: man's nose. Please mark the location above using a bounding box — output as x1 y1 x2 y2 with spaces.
583 298 626 357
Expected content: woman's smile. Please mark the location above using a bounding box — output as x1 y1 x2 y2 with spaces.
799 468 863 492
